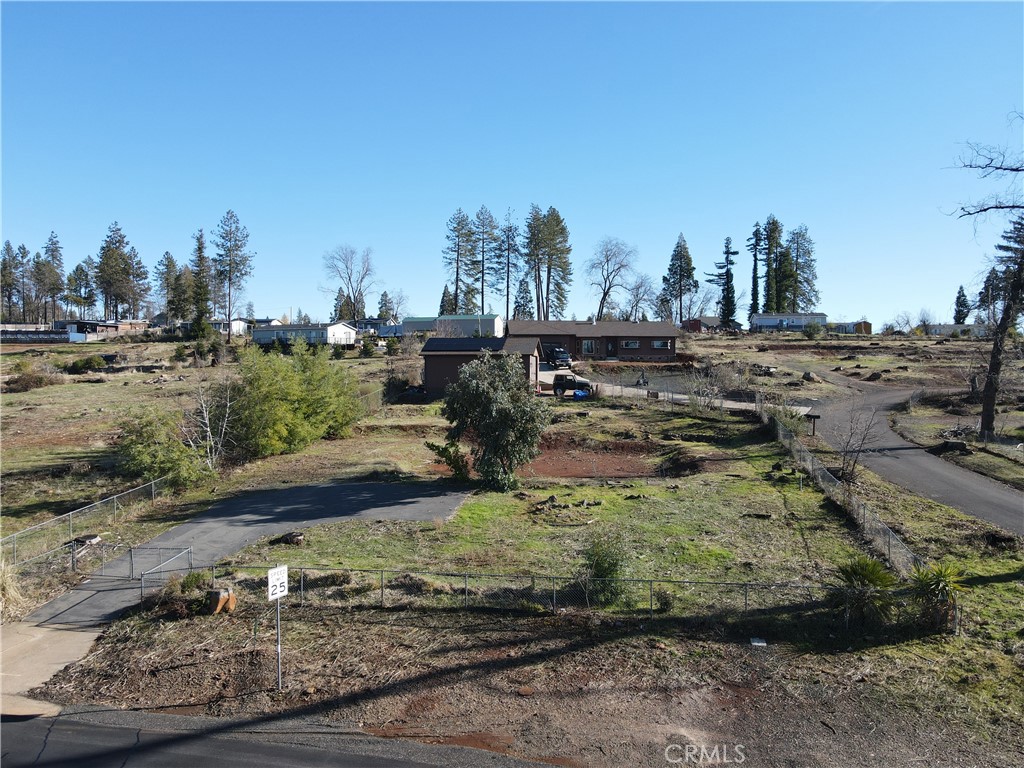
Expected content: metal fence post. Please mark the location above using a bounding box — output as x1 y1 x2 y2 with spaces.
744 583 749 612
187 546 193 570
551 576 557 612
69 511 74 542
649 580 654 619
71 541 78 572
464 575 469 608
380 569 385 607
300 568 305 607
130 548 135 580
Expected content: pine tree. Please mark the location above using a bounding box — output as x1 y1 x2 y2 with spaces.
493 208 522 321
65 262 96 319
212 209 254 340
42 232 65 321
443 209 478 314
976 267 1004 325
747 222 762 322
190 229 213 339
377 291 395 321
785 225 818 312
95 223 134 320
522 204 546 318
513 277 534 320
473 205 500 315
706 237 738 328
761 216 784 313
541 207 572 320
155 252 178 320
168 266 193 325
1 241 17 321
953 285 971 325
662 233 697 324
438 283 456 316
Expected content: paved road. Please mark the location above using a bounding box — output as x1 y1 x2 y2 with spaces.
27 482 470 627
1 710 542 768
808 371 1023 535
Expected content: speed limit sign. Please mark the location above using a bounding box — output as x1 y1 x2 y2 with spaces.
267 565 288 601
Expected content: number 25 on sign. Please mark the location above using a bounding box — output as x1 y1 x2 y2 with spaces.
267 565 288 601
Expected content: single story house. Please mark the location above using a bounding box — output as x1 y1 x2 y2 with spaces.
210 318 250 336
748 313 828 332
829 321 873 335
252 317 282 327
402 314 505 338
505 320 679 362
354 317 400 335
420 336 542 395
252 322 357 348
684 316 723 333
921 323 989 338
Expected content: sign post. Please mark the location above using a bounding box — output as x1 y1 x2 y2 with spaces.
267 565 288 691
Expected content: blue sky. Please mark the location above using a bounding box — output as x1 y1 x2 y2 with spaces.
3 1 1022 326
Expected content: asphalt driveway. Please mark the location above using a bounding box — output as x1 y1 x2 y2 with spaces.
27 482 470 627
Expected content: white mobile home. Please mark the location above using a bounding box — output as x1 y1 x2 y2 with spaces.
252 322 357 347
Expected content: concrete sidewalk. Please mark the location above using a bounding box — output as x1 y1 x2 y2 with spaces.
1 622 99 716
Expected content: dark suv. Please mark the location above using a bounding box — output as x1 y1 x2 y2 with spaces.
544 345 572 368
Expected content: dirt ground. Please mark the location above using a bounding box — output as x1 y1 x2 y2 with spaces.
38 607 1022 768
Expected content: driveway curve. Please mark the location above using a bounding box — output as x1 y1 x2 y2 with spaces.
27 482 470 627
808 370 1022 536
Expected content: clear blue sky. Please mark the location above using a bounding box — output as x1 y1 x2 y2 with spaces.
3 1 1022 327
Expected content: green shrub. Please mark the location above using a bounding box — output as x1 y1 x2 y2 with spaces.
171 344 189 363
802 322 823 340
360 337 376 357
578 531 628 607
117 410 214 490
3 369 65 392
910 561 967 632
425 440 471 482
331 344 346 360
180 570 209 593
653 586 675 613
830 556 898 628
65 355 106 374
385 337 400 356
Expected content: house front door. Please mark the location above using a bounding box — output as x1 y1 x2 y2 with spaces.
606 339 617 358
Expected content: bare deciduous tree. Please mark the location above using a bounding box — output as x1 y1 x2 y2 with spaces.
834 403 878 485
586 237 635 321
957 122 1024 220
323 245 376 321
623 274 655 321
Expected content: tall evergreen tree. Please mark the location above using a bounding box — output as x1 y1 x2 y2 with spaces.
168 266 193 325
65 262 96 319
377 291 396 321
493 208 522 321
953 285 972 325
155 252 178 320
212 209 254 340
32 252 64 323
746 222 762 321
438 283 456 315
95 223 135 320
442 209 478 315
706 237 738 328
784 225 818 312
541 207 572 319
190 229 213 339
473 205 500 315
761 216 784 313
662 233 697 324
522 204 546 318
41 232 65 321
976 267 1005 325
512 277 534 320
1 241 17 321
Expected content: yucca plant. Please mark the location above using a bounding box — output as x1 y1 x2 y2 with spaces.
910 561 967 632
831 556 898 629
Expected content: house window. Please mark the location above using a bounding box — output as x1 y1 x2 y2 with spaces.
621 340 640 349
582 339 596 355
652 340 671 349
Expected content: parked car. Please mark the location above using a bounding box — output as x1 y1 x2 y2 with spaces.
542 344 572 368
550 373 592 397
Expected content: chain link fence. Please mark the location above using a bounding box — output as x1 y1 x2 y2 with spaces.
205 565 838 636
756 396 924 574
1 477 172 569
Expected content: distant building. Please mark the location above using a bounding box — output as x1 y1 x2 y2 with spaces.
684 317 723 333
921 323 989 338
403 314 505 338
749 313 828 332
829 320 873 335
251 322 357 348
506 320 679 361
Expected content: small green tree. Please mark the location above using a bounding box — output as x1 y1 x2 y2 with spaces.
802 321 823 339
830 556 898 629
117 411 213 490
578 530 628 607
438 351 550 490
360 337 376 357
